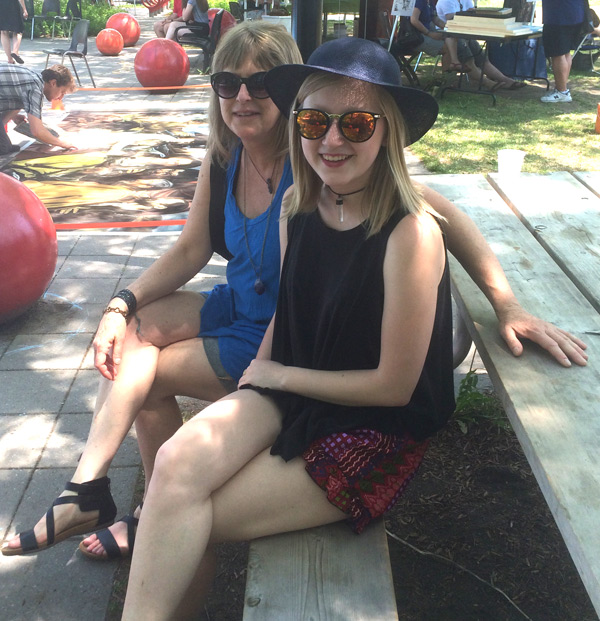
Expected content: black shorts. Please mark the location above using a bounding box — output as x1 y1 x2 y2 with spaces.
543 23 583 57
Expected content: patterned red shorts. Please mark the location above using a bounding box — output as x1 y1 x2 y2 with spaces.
303 429 429 533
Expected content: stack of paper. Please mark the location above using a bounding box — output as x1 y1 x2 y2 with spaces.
445 14 534 36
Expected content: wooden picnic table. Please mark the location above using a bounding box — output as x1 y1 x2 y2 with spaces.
440 29 546 104
243 171 600 620
415 171 600 617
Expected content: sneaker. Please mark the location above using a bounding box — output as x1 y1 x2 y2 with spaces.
540 89 572 103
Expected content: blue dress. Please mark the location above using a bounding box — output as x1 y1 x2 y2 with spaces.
199 146 293 381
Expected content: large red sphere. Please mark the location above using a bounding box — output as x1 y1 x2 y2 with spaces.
134 39 190 89
106 12 141 47
0 174 57 324
207 8 236 37
96 28 124 56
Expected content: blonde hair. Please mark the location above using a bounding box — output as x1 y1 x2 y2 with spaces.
207 21 303 168
285 74 433 237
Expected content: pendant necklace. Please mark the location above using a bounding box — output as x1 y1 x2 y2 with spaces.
242 149 278 295
326 185 366 223
247 149 278 195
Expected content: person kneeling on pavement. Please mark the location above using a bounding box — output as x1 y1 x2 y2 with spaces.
0 64 77 155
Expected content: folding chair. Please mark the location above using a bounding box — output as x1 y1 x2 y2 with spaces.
573 9 600 74
229 1 244 22
53 0 83 40
30 0 61 40
175 9 225 74
387 16 423 87
44 19 96 87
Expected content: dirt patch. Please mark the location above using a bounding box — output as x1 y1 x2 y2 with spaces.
108 415 598 621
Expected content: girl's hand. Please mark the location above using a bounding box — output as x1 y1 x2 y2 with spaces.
497 303 588 367
93 312 128 380
238 359 286 390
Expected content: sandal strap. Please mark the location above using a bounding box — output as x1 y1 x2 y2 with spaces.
18 505 56 552
95 525 123 559
122 513 139 554
58 477 116 525
92 512 140 560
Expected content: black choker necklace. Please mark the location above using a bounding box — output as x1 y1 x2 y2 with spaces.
327 185 366 223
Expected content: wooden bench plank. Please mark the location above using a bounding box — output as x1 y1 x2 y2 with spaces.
414 173 600 617
487 171 600 313
573 171 600 199
243 519 398 620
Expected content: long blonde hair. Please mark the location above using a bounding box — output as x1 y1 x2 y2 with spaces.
207 21 303 168
285 74 433 237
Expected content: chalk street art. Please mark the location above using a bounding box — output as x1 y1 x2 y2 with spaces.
2 111 209 226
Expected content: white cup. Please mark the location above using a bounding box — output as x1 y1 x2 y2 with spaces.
497 149 526 176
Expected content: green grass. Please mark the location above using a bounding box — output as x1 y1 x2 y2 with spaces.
409 2 600 175
410 66 600 174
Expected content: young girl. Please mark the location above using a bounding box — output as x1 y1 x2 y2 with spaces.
121 36 455 619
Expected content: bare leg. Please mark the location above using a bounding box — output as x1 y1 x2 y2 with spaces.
11 32 22 55
165 19 186 40
443 38 460 67
1 31 14 63
462 60 497 89
154 19 167 37
2 291 225 553
552 53 572 92
122 390 345 620
80 337 229 557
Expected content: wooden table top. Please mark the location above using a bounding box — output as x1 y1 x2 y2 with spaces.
414 171 600 616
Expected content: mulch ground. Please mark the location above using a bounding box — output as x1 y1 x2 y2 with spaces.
108 412 598 620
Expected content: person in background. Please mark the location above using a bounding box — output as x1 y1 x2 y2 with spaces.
540 0 584 103
165 0 209 40
0 64 77 155
435 0 526 89
154 0 185 38
0 0 27 64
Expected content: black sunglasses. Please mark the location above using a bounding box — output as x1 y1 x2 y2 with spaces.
210 71 270 100
294 108 385 143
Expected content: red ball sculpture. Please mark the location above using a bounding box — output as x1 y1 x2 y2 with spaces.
134 39 190 90
207 8 236 37
0 174 57 324
96 28 124 56
106 12 141 47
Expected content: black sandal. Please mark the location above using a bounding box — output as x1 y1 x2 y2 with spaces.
79 506 141 561
1 477 116 556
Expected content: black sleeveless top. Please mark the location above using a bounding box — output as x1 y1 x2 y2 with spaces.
263 208 455 461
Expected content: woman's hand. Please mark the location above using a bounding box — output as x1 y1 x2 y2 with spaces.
238 359 286 390
93 311 129 380
497 303 588 367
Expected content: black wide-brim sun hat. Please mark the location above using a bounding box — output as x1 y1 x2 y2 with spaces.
265 37 439 146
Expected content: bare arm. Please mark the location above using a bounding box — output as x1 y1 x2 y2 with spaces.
27 115 75 150
419 184 588 367
411 7 444 39
240 214 446 406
